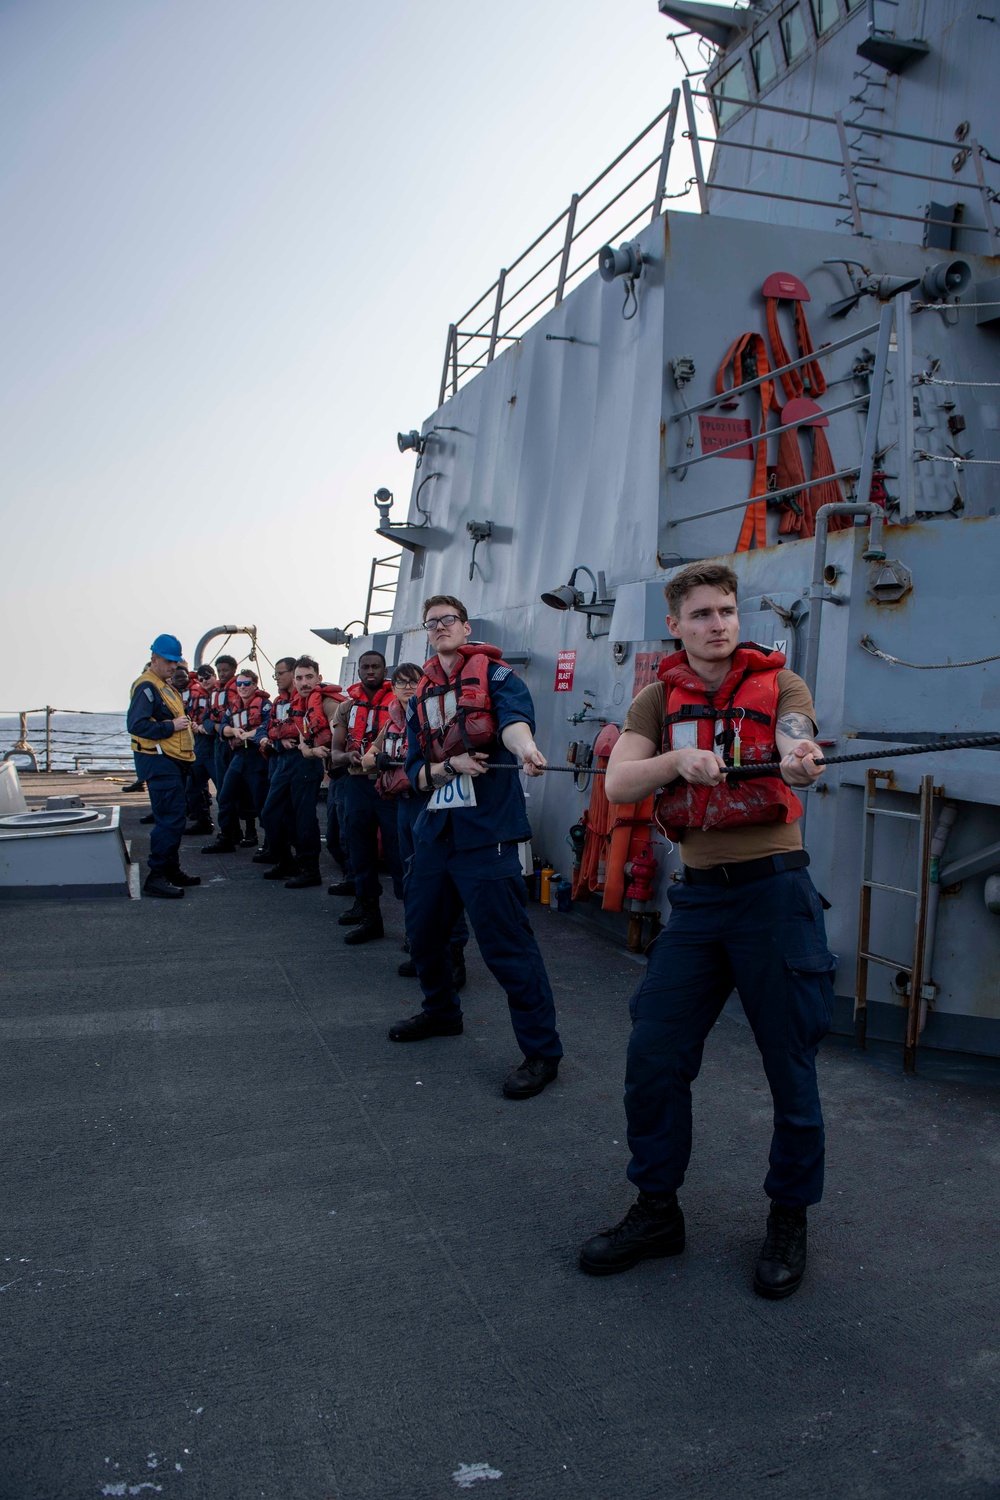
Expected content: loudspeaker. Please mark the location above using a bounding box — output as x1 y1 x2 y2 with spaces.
921 259 972 302
598 241 642 283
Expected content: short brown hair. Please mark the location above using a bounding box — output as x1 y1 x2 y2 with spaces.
422 594 468 623
664 562 739 617
294 655 319 673
236 668 258 684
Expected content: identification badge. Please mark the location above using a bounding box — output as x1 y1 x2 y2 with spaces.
428 773 478 812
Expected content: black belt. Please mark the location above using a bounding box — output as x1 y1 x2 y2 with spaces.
683 850 809 887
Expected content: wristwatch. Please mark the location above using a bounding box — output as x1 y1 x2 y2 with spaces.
441 759 457 779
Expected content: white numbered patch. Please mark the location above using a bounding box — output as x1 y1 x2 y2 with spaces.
669 721 698 751
428 773 478 812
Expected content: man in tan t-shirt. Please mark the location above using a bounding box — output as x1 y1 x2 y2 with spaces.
578 562 836 1301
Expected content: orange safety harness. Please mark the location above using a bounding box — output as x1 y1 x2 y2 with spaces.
570 726 655 914
375 698 412 800
763 272 851 540
716 332 775 553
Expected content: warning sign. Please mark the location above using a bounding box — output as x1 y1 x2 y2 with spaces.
554 650 576 692
632 652 663 695
698 414 754 460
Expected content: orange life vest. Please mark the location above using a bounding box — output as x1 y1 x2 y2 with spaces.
207 679 240 723
375 697 411 800
654 644 803 839
345 680 395 755
290 683 341 747
411 643 506 765
183 679 209 726
268 689 297 743
229 688 271 732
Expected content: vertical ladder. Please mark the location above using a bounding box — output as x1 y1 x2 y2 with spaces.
364 551 403 635
854 770 936 1074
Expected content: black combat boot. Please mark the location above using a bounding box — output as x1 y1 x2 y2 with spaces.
184 819 213 836
252 845 278 864
263 859 298 880
343 901 384 944
122 780 146 794
502 1056 559 1100
388 1011 464 1042
337 899 366 926
754 1203 808 1300
450 943 467 991
201 837 238 854
239 822 258 848
397 957 419 977
579 1193 686 1275
284 858 323 889
328 878 356 897
166 864 201 887
143 872 183 899
139 813 155 825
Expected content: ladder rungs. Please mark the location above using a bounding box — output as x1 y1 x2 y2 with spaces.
860 950 911 972
863 879 918 897
864 806 922 822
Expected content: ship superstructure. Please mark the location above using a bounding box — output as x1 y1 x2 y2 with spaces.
328 0 1000 1068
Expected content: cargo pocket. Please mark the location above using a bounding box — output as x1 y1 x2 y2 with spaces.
785 950 838 1051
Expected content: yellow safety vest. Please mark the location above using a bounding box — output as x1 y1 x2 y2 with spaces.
130 670 195 762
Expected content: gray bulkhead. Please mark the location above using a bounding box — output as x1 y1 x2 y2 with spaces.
340 0 1000 1059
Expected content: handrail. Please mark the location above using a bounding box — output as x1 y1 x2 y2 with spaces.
437 83 999 402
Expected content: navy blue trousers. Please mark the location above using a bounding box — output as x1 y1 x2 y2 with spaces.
217 747 269 840
261 751 323 861
624 866 836 1208
343 774 403 903
213 737 233 798
397 795 467 948
187 735 214 822
326 772 351 873
406 826 562 1061
135 752 188 875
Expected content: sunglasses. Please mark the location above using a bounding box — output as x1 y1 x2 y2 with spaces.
425 614 462 632
235 678 254 686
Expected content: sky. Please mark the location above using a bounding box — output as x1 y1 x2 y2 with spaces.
0 0 700 711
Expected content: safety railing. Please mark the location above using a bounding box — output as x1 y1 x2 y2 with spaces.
0 708 133 773
437 83 1000 403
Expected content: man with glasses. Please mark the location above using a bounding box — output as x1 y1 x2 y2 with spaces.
388 595 563 1101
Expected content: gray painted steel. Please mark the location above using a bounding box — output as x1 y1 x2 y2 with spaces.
332 1 1000 1060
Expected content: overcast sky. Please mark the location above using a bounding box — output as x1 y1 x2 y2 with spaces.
1 0 695 710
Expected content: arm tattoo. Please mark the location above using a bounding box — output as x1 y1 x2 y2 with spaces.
776 711 816 741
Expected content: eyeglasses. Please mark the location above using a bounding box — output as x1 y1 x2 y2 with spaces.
425 613 462 632
235 678 254 686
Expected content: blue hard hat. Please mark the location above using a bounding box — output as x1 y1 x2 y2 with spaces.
150 633 184 662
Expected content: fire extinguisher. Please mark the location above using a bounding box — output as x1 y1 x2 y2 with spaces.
624 844 658 904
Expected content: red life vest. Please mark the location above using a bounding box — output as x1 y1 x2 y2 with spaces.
345 680 395 755
375 697 411 800
654 644 804 839
411 643 506 764
183 680 208 726
290 683 342 747
268 689 297 743
230 688 271 733
207 679 240 723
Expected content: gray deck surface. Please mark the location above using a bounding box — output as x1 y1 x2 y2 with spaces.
2 783 999 1500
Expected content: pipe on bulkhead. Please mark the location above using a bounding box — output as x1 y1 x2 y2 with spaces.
802 502 886 699
193 626 245 669
919 800 959 1035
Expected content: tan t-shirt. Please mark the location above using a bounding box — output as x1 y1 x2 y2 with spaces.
622 670 817 868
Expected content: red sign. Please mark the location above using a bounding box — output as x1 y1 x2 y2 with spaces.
698 414 754 460
632 652 663 695
554 650 576 692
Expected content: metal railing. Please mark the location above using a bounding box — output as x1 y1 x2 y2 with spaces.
0 708 132 773
437 83 999 403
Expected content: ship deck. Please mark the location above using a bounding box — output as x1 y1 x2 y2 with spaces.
2 776 999 1499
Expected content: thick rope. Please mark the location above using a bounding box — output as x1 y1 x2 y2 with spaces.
725 734 1000 782
860 634 1000 669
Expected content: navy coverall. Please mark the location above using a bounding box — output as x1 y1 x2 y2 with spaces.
216 701 271 841
396 792 468 949
403 665 562 1062
261 747 324 863
185 693 214 824
624 860 837 1208
326 767 352 874
126 679 190 876
344 773 403 903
